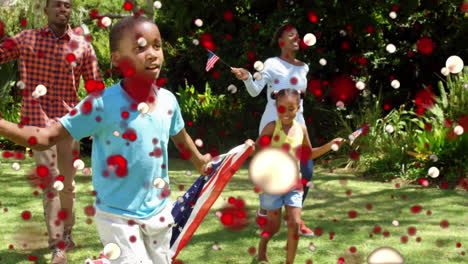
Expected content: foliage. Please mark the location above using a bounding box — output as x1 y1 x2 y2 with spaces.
339 67 468 187
174 82 259 155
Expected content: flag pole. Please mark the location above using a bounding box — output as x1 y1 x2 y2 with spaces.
207 49 233 69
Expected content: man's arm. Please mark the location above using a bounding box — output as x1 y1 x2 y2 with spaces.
0 118 71 151
171 128 211 174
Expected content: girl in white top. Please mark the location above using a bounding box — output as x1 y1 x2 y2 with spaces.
232 25 309 134
231 24 316 236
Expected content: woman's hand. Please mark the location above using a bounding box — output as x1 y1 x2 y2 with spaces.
231 67 250 80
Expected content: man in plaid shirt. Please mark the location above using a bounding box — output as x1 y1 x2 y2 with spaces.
0 0 101 263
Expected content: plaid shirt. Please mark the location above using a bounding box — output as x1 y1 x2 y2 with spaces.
0 25 101 127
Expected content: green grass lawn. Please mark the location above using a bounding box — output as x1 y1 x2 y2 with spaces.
0 154 466 264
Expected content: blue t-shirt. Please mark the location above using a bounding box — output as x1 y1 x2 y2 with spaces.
60 82 184 218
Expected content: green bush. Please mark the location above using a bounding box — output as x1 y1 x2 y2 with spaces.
340 67 467 186
172 82 259 156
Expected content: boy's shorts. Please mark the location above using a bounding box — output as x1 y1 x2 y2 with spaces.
94 202 174 264
259 189 303 210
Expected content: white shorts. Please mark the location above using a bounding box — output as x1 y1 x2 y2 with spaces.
94 203 174 264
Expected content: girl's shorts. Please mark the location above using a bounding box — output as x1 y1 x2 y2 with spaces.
259 189 303 210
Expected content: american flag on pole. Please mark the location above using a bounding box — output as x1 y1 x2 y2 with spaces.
348 124 370 145
205 51 220 72
170 144 253 260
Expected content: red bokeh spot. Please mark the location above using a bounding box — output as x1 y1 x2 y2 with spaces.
329 75 358 104
408 226 417 236
123 1 133 11
307 11 318 23
295 145 312 163
461 2 468 12
313 227 323 236
57 240 66 249
259 135 271 148
373 225 381 234
440 220 449 228
89 9 99 19
246 51 255 61
80 99 93 115
0 20 5 37
21 210 31 220
121 111 130 119
290 77 298 85
20 18 27 27
57 209 67 220
129 235 137 243
411 205 423 213
415 88 435 109
84 80 98 94
211 71 220 79
66 53 76 62
117 57 136 77
156 77 166 87
36 165 49 177
3 38 16 51
200 32 216 51
341 41 350 50
122 128 137 142
107 155 128 177
401 236 408 244
277 105 286 113
219 198 249 232
84 205 96 217
349 246 357 253
28 136 38 145
350 151 360 160
417 37 434 55
223 11 234 21
348 210 358 218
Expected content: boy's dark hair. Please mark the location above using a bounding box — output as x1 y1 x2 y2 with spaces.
109 16 154 52
271 24 296 46
270 88 304 102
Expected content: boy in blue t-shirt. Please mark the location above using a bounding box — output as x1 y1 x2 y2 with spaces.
0 16 211 263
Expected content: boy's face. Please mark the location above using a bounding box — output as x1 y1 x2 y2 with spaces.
112 22 164 81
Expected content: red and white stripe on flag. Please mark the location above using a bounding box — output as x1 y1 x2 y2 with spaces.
170 144 253 260
205 52 220 71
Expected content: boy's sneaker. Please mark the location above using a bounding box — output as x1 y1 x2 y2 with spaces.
51 248 67 264
84 254 110 264
298 220 315 237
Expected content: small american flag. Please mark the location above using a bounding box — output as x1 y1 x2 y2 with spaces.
348 127 364 145
170 144 253 260
205 51 220 72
